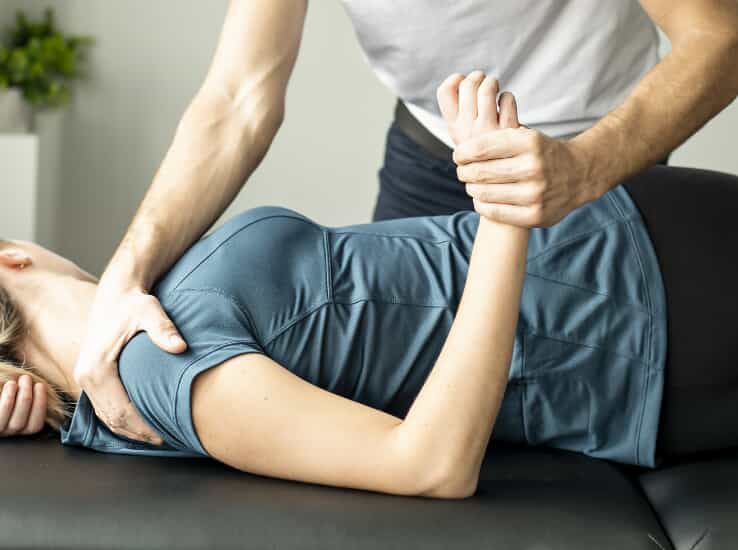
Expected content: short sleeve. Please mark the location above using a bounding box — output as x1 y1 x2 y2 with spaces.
116 288 264 455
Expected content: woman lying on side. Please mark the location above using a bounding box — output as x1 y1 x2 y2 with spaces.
1 73 736 499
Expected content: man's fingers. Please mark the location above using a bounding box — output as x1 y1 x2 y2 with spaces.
0 380 18 433
85 376 164 445
437 73 465 123
138 296 187 354
457 155 540 184
458 70 485 127
473 198 545 227
21 382 47 434
465 181 545 206
498 92 520 130
477 75 499 128
453 128 535 165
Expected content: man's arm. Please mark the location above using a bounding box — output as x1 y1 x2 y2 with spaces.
573 0 738 200
114 0 308 290
453 0 738 227
73 0 308 444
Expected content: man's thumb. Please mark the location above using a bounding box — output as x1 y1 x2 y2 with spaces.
142 303 187 354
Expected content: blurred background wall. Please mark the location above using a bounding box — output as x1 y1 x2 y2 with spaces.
1 1 736 274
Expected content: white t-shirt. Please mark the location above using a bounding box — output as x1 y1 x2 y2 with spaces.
340 1 660 146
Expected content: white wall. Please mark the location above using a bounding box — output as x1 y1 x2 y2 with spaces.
1 1 736 274
2 0 393 273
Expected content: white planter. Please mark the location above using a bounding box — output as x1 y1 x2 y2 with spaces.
0 134 38 241
0 88 32 133
0 110 65 246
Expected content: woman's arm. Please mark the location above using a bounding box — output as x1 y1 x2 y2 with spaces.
73 0 309 444
401 217 528 496
393 78 529 496
192 74 529 499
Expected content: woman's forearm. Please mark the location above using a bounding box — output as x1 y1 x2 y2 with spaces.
394 216 530 496
105 90 283 290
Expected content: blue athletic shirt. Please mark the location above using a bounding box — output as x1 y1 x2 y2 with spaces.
60 183 668 468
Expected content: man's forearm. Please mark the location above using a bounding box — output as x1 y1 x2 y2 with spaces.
572 26 738 201
103 90 283 290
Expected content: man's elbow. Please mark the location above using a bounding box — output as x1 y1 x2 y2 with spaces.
189 79 285 143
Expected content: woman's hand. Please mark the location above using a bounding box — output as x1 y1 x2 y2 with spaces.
438 72 592 228
73 280 187 445
0 374 47 437
436 71 523 219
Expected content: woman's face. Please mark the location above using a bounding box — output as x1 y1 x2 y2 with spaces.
0 240 98 284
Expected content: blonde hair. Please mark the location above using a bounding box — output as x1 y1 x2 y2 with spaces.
0 285 72 431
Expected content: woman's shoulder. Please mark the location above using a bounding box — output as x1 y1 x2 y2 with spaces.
152 205 324 297
219 205 319 234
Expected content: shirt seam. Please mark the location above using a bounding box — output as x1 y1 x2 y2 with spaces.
524 328 659 369
328 228 452 245
526 216 632 264
162 287 263 343
171 214 322 291
323 230 334 302
263 298 451 350
606 190 655 466
523 272 655 315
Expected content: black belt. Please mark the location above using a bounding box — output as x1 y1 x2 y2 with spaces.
393 100 454 163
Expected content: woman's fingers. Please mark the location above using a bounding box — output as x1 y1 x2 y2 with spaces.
477 75 499 129
457 70 485 128
498 92 520 130
0 380 18 434
438 71 518 148
437 73 465 123
3 375 33 435
21 382 48 435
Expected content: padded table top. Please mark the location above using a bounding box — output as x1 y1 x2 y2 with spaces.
0 433 682 550
640 447 738 550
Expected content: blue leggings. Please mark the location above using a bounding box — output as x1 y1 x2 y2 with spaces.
374 123 738 461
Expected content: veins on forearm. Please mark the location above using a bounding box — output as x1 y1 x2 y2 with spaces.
573 31 738 193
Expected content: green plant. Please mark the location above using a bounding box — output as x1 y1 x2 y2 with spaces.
0 8 93 109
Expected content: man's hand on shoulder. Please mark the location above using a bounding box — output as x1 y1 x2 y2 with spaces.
73 279 187 445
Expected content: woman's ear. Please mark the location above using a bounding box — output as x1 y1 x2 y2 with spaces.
0 247 33 270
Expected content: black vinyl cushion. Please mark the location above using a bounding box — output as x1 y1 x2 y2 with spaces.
0 432 694 550
639 447 738 550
